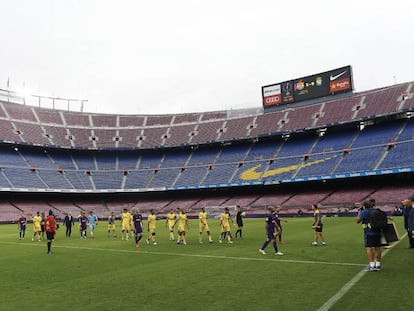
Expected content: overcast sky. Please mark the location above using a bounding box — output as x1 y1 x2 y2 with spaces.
0 0 413 115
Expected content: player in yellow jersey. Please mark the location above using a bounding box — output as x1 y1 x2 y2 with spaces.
32 211 42 241
146 209 157 245
165 209 176 241
219 207 233 244
199 207 213 243
121 208 132 241
175 208 190 245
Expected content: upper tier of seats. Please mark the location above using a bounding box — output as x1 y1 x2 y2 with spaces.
0 82 412 149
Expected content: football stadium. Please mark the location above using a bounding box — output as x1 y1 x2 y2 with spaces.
1 63 413 310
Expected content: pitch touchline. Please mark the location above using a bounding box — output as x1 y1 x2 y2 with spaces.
1 241 365 267
317 232 407 311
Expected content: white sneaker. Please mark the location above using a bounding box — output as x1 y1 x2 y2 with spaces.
321 242 327 246
311 242 318 246
228 240 233 244
153 242 157 246
275 252 284 256
259 249 266 255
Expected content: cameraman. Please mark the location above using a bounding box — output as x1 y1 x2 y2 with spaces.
356 200 382 271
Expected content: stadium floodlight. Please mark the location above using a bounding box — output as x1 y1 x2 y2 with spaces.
316 128 327 137
282 133 290 141
16 87 32 103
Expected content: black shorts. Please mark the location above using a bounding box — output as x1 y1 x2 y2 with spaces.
314 224 323 233
364 234 381 247
46 232 55 241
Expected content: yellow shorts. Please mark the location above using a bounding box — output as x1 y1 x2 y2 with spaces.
221 224 231 232
199 223 210 232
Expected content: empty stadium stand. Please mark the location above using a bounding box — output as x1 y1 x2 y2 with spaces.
0 81 414 221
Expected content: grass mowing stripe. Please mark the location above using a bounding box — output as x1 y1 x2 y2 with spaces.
317 232 408 311
1 240 365 267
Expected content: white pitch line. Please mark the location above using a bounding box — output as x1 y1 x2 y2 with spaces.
317 232 407 311
1 241 365 268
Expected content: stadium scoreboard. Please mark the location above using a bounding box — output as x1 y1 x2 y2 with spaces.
262 65 353 108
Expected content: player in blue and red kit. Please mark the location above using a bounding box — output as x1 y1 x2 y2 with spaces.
259 206 284 256
133 209 144 248
79 212 88 239
17 212 28 240
274 206 288 244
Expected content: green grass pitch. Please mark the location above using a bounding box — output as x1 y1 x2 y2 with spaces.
1 216 412 311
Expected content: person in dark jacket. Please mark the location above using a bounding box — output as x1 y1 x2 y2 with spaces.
63 212 75 237
402 195 414 249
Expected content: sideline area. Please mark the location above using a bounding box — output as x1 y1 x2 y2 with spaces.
317 233 407 311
